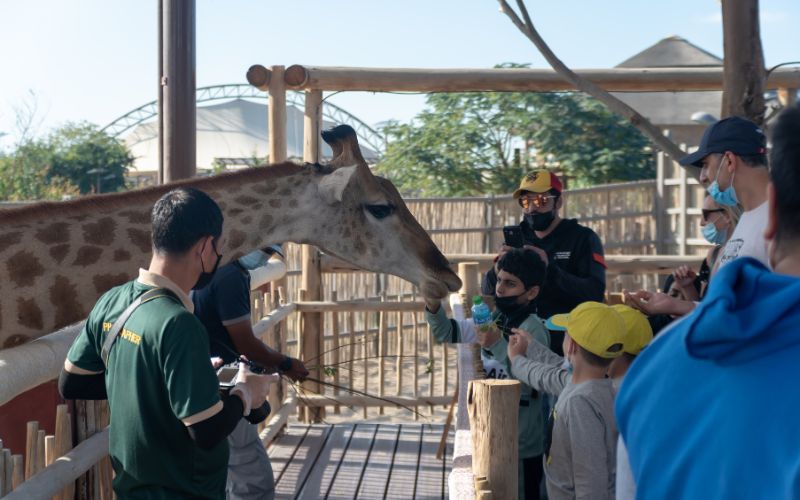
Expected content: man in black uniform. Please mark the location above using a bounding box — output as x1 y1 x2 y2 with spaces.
482 169 606 355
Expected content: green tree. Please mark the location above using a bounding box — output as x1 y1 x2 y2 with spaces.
48 123 133 194
0 139 79 201
376 67 654 196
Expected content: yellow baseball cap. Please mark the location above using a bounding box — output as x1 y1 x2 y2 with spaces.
611 304 653 355
512 170 564 198
545 302 626 358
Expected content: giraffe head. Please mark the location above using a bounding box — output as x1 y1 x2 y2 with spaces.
307 125 461 299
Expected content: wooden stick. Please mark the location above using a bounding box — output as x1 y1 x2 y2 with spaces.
0 445 6 496
362 310 369 419
347 310 355 396
54 404 74 500
11 455 22 491
24 421 38 480
442 342 449 408
412 290 420 422
35 430 45 475
395 298 404 397
2 448 11 496
331 290 341 415
436 384 459 460
428 324 435 416
298 394 451 408
378 292 387 415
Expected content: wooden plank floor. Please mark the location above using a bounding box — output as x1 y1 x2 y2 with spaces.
269 423 453 500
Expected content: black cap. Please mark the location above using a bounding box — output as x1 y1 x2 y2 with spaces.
679 116 767 167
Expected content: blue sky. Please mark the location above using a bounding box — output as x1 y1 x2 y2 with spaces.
0 0 797 148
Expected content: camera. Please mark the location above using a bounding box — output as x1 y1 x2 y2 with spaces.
217 359 273 424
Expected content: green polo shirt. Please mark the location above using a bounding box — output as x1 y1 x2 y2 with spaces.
67 279 227 499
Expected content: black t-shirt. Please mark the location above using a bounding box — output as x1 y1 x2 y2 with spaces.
191 262 252 363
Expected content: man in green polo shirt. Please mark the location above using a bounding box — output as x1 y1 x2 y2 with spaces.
60 187 274 499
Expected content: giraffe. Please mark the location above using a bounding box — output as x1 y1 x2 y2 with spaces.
0 125 462 349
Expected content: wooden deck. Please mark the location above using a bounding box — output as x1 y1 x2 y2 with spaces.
269 423 454 499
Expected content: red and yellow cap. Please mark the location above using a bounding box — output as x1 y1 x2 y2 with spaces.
512 170 564 198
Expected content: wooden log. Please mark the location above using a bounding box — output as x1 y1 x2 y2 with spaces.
458 262 480 300
44 436 56 467
2 448 11 496
3 430 108 500
268 65 287 163
11 455 22 491
331 290 341 415
259 395 298 447
283 64 800 92
468 379 521 500
35 430 45 475
378 293 387 415
245 64 271 91
24 421 38 480
54 404 74 500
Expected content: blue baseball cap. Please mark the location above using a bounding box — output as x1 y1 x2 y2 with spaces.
679 116 767 167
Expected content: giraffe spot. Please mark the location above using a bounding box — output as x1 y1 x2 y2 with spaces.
292 178 304 187
228 207 245 217
354 238 365 254
50 276 85 327
235 195 259 206
242 216 253 225
113 249 132 262
341 228 352 239
17 298 43 330
251 184 277 195
82 217 117 246
252 203 263 210
278 188 292 196
73 246 103 267
259 214 274 230
50 244 70 264
269 199 282 208
70 215 89 222
3 335 29 349
127 228 152 253
35 222 69 244
0 231 22 253
119 210 151 224
228 229 246 250
7 251 44 287
93 273 129 294
289 200 298 208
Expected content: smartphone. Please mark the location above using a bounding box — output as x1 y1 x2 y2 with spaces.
217 366 239 388
503 225 524 248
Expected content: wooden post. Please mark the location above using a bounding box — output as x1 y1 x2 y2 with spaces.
24 421 38 480
35 430 45 474
331 290 341 415
2 448 11 496
159 0 196 183
428 324 435 415
348 310 355 396
0 444 6 496
54 404 74 500
11 455 22 491
468 379 521 500
485 194 495 254
395 298 404 397
412 290 420 421
458 262 480 302
655 151 666 254
268 65 287 164
378 292 388 415
301 88 324 423
678 156 688 256
362 311 369 419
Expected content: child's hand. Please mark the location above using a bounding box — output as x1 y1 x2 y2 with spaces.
476 323 501 348
507 328 531 361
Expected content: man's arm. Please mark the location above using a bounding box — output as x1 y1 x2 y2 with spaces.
226 320 307 381
509 356 568 395
59 366 107 400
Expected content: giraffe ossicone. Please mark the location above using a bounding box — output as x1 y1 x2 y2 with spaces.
0 124 461 349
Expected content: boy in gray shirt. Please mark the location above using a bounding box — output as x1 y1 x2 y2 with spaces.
508 301 626 500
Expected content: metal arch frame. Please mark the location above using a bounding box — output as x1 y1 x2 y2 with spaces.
101 83 386 156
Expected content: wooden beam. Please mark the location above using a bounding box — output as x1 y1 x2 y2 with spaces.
298 394 452 408
246 64 271 91
283 65 800 92
268 65 287 163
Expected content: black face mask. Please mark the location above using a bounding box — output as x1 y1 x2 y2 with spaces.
193 244 223 291
495 293 527 316
524 210 556 232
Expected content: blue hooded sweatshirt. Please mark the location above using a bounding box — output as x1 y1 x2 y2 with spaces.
616 257 800 499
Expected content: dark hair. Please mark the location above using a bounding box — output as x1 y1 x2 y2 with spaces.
496 248 546 289
769 106 800 244
577 345 614 368
151 187 223 254
738 153 768 168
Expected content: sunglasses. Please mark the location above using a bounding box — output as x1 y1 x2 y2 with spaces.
702 208 725 221
518 193 558 209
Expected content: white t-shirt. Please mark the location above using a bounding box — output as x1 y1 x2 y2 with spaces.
716 201 770 271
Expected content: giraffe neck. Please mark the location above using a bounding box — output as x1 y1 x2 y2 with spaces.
0 162 318 348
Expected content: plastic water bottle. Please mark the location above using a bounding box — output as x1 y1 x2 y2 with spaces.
471 296 493 332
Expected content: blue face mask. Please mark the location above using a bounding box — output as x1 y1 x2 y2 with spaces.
238 250 269 270
701 223 728 245
707 156 738 206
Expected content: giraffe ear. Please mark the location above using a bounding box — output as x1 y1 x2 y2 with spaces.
321 125 367 169
318 165 358 203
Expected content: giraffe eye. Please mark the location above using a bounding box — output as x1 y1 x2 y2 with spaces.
364 204 395 219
